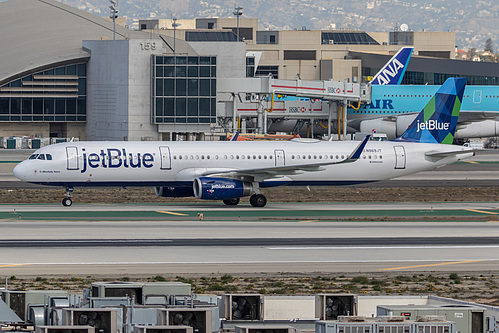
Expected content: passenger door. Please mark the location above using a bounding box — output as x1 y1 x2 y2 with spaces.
159 146 172 170
274 149 285 167
66 146 79 170
393 146 406 169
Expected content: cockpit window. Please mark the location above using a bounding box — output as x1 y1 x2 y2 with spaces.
29 153 52 160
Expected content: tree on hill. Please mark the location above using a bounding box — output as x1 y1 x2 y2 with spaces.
467 48 476 60
485 38 494 53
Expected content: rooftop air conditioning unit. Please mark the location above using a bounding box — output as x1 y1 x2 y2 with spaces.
37 326 95 333
133 325 194 333
1 290 68 322
91 282 191 304
63 308 118 333
315 294 357 320
223 294 263 321
316 321 374 333
235 326 296 333
157 308 213 333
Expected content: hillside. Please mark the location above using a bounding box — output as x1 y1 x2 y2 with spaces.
61 0 498 51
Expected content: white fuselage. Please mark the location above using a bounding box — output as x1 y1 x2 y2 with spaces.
14 140 473 188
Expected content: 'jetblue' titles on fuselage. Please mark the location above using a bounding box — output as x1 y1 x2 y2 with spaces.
417 120 449 133
81 148 154 173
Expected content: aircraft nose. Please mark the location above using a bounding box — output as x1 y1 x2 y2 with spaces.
13 162 27 181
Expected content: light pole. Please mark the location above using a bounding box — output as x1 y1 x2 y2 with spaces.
109 0 118 40
172 14 181 55
232 4 243 41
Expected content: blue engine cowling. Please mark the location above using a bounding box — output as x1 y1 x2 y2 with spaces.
193 177 252 200
154 186 194 198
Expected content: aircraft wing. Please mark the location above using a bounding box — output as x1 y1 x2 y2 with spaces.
458 111 499 123
201 135 370 179
348 116 398 131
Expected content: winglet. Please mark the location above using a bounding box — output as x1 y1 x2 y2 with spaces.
230 132 240 141
394 77 467 144
347 135 370 161
371 47 413 85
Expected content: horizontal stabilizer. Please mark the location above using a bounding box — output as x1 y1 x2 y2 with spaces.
425 149 474 158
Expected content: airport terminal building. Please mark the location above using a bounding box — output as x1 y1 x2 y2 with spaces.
1 0 498 142
0 0 245 141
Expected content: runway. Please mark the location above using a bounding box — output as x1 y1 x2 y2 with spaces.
1 202 499 275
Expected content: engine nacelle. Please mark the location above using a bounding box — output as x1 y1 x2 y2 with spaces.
454 120 499 139
193 177 252 200
154 186 194 198
359 118 396 139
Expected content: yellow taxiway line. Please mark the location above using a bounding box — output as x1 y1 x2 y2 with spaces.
0 264 29 268
379 260 486 271
156 211 189 216
466 209 499 215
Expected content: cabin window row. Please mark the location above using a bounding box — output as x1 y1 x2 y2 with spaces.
170 154 383 161
172 154 274 160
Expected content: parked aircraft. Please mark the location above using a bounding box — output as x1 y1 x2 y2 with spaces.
14 78 473 207
351 48 499 139
370 47 413 85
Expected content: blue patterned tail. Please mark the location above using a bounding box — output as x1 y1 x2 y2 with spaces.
394 77 466 144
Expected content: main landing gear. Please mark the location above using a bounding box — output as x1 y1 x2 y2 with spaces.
249 194 267 207
222 194 267 207
62 186 73 206
223 198 240 206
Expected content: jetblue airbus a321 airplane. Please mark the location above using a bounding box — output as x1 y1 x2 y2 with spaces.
14 78 473 208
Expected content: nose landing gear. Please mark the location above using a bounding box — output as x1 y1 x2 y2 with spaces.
62 186 73 206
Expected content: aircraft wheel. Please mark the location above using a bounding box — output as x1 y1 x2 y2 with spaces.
223 198 240 206
62 198 72 207
250 194 267 207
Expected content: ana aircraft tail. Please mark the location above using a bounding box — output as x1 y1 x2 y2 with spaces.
371 47 413 85
394 77 467 144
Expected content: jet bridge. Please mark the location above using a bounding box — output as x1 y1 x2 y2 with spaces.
217 77 371 139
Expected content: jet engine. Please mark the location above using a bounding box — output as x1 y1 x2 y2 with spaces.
359 118 396 139
454 120 499 139
193 177 252 200
359 114 417 139
154 186 194 197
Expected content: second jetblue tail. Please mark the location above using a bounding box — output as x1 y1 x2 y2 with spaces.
394 77 467 144
371 47 413 85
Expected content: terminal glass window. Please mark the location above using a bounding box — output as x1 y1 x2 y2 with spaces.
246 57 255 77
255 66 278 78
153 55 216 124
363 67 499 86
321 32 380 45
0 62 87 122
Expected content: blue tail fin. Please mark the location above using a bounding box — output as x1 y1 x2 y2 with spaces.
371 47 413 85
394 77 466 144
